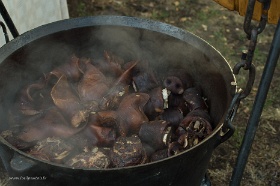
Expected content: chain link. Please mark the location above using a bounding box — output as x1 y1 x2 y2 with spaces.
222 0 271 142
233 0 270 100
244 0 271 36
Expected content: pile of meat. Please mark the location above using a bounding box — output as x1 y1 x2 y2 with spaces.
1 51 213 169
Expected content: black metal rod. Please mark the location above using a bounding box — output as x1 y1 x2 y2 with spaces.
0 0 19 38
230 19 280 186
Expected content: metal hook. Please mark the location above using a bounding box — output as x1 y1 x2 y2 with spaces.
0 0 19 39
0 21 9 43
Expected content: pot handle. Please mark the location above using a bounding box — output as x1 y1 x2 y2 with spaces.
0 21 9 43
0 0 19 43
0 143 13 172
10 153 37 172
0 142 37 173
215 91 242 147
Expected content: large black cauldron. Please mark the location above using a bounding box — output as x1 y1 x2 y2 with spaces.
0 16 236 186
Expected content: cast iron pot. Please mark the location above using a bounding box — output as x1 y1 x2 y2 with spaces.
0 16 236 186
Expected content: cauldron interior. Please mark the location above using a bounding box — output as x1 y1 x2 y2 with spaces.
0 16 236 186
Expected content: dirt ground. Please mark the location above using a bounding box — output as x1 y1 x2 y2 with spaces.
0 0 279 186
67 0 279 185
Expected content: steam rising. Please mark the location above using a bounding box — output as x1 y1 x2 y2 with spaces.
0 24 233 166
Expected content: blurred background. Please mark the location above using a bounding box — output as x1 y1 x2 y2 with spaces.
0 0 279 185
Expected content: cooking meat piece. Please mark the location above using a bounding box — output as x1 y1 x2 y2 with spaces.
28 137 73 163
65 149 111 169
116 93 149 136
110 135 144 167
51 75 88 127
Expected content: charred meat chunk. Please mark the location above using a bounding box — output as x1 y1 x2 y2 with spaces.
110 135 144 167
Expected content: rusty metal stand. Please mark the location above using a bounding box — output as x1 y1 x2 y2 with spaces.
230 19 280 186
